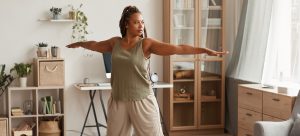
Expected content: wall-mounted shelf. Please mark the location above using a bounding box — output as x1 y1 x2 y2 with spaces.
38 19 75 23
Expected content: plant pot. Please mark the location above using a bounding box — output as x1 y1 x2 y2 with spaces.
69 11 77 20
51 47 58 58
52 14 59 20
37 47 47 58
19 77 27 87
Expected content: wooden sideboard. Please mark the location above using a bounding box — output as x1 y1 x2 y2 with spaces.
238 84 297 136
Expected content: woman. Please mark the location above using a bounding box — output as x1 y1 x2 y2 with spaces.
67 5 227 136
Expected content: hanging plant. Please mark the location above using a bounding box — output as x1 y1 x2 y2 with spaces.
69 4 89 42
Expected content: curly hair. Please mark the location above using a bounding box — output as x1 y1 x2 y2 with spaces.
119 5 147 38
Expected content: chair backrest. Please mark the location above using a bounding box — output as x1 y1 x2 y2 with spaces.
292 90 300 119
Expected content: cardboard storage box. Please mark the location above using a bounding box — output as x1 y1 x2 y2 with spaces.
34 59 65 86
13 130 32 136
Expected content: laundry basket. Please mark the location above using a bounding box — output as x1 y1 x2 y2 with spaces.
39 121 61 136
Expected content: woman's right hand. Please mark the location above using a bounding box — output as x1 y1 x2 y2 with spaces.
66 42 83 48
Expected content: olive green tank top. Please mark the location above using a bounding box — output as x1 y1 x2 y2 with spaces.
111 38 152 101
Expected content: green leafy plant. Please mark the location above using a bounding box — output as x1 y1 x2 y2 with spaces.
36 42 48 47
0 64 14 97
50 7 62 15
10 63 32 78
69 4 89 42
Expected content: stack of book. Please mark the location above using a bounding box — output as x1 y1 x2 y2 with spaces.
11 107 24 116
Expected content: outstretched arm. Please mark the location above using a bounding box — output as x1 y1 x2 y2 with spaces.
66 37 118 53
144 38 227 56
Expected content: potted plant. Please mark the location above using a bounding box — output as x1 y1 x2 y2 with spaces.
0 64 14 97
36 42 48 58
51 46 58 58
50 7 62 20
69 4 89 42
10 63 32 87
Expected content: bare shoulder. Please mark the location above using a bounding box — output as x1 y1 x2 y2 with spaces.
143 37 155 44
142 37 154 50
109 36 121 46
143 37 158 47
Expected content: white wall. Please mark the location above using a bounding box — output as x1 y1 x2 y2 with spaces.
0 0 163 135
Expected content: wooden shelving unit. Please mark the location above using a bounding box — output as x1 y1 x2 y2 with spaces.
7 86 65 136
163 0 225 135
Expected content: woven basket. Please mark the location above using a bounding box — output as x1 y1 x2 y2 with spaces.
39 121 61 136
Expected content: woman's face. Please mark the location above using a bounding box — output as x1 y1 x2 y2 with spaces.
126 13 144 37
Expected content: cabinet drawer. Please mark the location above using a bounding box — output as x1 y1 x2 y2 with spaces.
238 86 262 112
238 127 253 136
238 108 262 131
263 114 284 122
263 92 293 119
39 61 64 86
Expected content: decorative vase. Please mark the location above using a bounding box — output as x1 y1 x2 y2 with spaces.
19 77 27 87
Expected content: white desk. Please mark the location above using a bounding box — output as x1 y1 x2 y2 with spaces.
74 81 173 136
74 81 173 90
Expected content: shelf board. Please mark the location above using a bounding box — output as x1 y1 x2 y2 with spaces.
8 86 37 90
173 79 194 82
201 96 221 102
199 124 224 129
173 99 194 103
200 56 223 61
172 58 196 62
9 86 64 90
36 86 65 90
10 113 64 118
202 6 222 10
173 8 194 11
173 26 194 30
201 76 221 81
10 115 36 118
38 113 64 117
201 26 222 29
38 19 75 22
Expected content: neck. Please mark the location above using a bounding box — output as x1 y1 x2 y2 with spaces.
123 35 140 44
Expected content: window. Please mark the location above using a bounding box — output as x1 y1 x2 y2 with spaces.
261 0 300 89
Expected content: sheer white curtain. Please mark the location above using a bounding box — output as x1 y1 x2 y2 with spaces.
227 0 273 82
261 0 300 88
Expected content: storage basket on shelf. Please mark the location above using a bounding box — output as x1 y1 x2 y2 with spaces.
38 121 61 136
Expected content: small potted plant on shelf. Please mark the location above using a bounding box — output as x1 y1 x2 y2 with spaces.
10 63 32 87
36 42 48 58
68 4 89 42
50 7 62 20
51 46 58 58
0 64 14 97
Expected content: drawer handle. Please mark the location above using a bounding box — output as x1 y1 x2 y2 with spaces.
246 113 252 116
246 134 252 136
45 65 58 73
246 92 253 95
272 98 280 101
